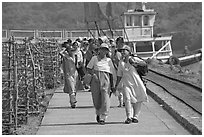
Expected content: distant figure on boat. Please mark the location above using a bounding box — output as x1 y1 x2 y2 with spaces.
184 45 190 56
167 56 182 73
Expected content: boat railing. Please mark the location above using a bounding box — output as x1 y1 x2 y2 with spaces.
2 29 124 41
2 29 173 61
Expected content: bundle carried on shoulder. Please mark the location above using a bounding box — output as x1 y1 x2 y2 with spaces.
83 73 92 85
129 55 148 76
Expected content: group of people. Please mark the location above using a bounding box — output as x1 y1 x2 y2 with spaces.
59 36 148 125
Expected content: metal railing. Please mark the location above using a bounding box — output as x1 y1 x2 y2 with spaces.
2 29 173 61
2 29 124 41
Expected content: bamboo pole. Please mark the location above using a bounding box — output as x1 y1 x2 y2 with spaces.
86 22 95 38
94 21 101 37
120 15 129 42
107 20 114 38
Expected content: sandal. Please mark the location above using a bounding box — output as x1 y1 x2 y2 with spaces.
71 104 76 108
125 118 132 124
132 117 138 123
96 115 100 123
99 120 105 125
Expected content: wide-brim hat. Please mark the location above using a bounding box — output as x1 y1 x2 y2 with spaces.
100 36 109 43
73 41 80 46
67 39 72 43
82 40 89 46
65 45 73 52
118 45 131 52
89 43 98 51
99 43 110 51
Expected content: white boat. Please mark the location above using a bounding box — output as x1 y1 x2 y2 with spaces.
84 2 173 62
121 3 173 61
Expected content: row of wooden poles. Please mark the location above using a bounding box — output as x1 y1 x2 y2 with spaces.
2 36 61 134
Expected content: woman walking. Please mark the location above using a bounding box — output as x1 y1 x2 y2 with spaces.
114 45 148 124
110 37 125 107
86 43 115 125
59 44 78 108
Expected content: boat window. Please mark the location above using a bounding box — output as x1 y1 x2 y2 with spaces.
126 15 132 26
134 16 141 26
143 15 149 26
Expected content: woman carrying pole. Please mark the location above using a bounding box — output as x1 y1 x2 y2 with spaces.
113 45 148 124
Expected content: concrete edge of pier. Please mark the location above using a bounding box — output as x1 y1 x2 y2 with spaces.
146 82 202 135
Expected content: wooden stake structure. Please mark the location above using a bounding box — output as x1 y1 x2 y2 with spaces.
2 36 61 134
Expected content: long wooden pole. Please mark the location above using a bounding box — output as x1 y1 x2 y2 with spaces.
94 21 101 37
120 15 129 42
107 20 114 38
86 22 95 38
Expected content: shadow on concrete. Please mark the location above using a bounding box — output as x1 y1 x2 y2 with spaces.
110 106 124 109
48 106 94 109
42 121 124 127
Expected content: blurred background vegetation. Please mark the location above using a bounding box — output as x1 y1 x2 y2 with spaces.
2 2 202 52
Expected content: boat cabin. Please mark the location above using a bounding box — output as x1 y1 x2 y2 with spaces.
123 3 173 61
124 9 156 40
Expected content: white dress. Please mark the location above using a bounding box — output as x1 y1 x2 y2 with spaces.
117 60 148 103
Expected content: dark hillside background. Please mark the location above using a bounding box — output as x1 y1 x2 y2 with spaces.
2 2 202 52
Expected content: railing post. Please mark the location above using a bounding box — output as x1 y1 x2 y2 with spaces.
14 45 18 129
152 41 155 56
35 30 39 39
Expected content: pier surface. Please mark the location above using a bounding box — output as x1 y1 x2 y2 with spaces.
37 86 190 135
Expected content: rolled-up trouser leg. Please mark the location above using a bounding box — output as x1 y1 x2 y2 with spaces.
124 100 132 119
90 76 101 114
69 92 77 105
118 92 123 105
100 89 110 121
133 102 142 118
98 72 111 121
123 87 133 119
91 90 101 116
91 71 111 121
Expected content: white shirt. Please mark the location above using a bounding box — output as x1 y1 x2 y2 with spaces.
87 56 115 75
72 48 83 67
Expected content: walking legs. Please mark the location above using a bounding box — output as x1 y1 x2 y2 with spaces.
132 102 142 119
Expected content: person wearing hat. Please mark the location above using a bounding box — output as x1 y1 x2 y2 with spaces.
67 39 72 45
86 43 116 125
72 41 85 80
59 44 78 108
84 39 98 68
59 42 72 82
81 40 89 54
75 37 83 43
110 38 125 107
113 45 148 124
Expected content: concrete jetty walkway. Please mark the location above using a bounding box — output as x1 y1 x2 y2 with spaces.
37 86 190 135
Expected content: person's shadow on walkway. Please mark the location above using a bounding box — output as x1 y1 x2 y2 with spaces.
48 106 94 109
42 121 124 127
